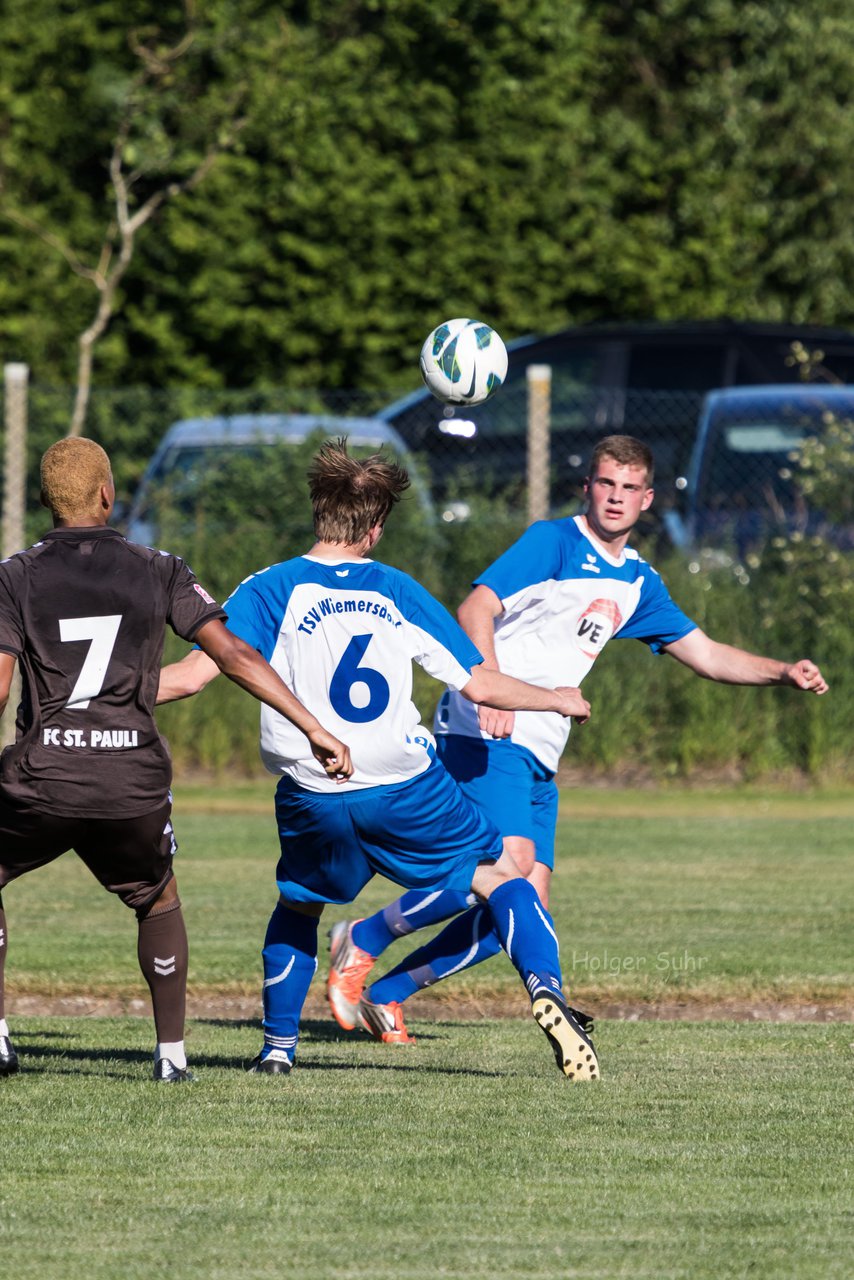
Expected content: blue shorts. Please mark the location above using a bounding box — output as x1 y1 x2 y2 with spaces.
274 757 503 905
436 734 559 871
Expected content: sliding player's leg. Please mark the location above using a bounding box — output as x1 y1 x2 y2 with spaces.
336 758 597 1077
331 738 554 1025
365 850 560 1011
327 887 473 1030
471 853 599 1082
361 770 554 1015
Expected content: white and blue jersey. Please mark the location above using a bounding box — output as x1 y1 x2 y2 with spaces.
222 555 483 792
435 515 696 773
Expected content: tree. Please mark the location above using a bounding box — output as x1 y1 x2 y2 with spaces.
5 1 854 396
0 0 255 429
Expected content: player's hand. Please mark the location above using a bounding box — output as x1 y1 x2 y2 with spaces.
309 730 353 782
785 660 829 695
554 686 591 723
477 704 515 739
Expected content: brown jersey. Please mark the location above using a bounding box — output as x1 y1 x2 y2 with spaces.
0 527 225 818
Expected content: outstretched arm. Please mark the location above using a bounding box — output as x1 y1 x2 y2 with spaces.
664 628 828 693
157 648 220 703
158 619 353 782
461 666 590 723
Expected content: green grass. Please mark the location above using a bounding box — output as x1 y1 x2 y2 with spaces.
3 1018 853 1279
3 783 853 1279
4 783 852 1007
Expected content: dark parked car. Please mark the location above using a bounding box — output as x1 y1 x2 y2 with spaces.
379 321 854 516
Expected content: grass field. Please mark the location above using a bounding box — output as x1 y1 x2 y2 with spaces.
3 782 853 1279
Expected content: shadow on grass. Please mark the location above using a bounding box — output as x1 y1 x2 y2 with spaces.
195 1015 444 1044
8 1031 501 1079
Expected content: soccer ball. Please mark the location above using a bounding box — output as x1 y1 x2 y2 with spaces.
419 318 508 406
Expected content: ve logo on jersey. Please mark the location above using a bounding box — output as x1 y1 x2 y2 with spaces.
576 598 623 659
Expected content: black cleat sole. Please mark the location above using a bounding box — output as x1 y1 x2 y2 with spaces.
532 996 600 1081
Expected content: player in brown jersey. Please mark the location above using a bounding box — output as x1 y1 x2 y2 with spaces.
0 437 351 1083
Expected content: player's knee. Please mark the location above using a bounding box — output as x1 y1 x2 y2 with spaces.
503 836 536 878
529 865 552 909
134 874 179 921
470 850 519 898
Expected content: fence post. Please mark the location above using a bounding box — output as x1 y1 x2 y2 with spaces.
2 362 28 748
526 363 551 524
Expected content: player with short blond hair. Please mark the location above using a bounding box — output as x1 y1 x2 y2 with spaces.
0 437 350 1083
40 436 113 522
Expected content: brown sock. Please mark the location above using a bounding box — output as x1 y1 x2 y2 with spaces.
0 895 7 1023
137 897 189 1044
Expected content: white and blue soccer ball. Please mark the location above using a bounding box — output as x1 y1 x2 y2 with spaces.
419 318 508 406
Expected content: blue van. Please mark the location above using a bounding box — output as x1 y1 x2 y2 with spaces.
669 384 854 553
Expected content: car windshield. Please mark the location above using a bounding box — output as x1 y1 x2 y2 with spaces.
699 392 854 502
689 390 854 549
151 444 263 482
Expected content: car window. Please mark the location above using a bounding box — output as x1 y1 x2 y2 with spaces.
689 391 854 547
627 343 727 390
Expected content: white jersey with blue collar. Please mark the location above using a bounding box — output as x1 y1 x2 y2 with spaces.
435 515 696 773
222 554 482 792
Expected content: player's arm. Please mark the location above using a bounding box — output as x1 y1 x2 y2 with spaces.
159 619 353 781
0 651 15 717
457 584 516 737
157 648 220 703
461 666 590 724
663 628 828 693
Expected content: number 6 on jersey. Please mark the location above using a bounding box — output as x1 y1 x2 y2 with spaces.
329 634 390 723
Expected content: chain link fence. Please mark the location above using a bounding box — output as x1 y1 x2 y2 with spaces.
1 376 851 556
1 373 851 776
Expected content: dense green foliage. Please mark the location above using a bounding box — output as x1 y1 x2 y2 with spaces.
4 1 854 393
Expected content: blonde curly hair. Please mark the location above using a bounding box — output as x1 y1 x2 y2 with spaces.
40 437 113 521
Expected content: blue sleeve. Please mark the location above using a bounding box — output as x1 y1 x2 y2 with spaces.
221 572 288 662
474 521 563 603
390 570 483 671
616 568 697 653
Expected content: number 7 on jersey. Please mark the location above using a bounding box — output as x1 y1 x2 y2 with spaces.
59 614 122 709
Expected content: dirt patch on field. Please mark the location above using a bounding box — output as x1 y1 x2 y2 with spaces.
8 990 852 1023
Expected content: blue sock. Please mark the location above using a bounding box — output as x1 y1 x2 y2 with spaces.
260 901 319 1063
368 904 502 1005
485 879 562 1001
352 889 472 958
